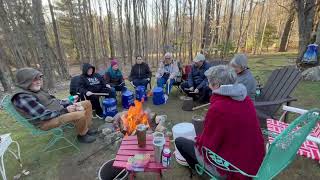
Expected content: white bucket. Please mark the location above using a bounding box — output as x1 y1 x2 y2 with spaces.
172 123 196 166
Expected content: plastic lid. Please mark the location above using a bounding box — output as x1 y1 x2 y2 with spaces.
123 90 133 96
136 86 145 90
153 87 163 93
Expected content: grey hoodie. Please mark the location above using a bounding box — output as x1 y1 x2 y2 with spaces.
15 68 42 89
212 83 247 101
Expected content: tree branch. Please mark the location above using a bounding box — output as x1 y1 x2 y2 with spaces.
275 0 290 12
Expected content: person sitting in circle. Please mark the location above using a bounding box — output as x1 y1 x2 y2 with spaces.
129 55 152 89
156 52 179 95
12 68 97 143
104 59 126 93
79 63 116 119
180 53 211 103
175 65 265 179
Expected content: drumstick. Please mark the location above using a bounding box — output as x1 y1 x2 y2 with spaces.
91 93 109 96
192 103 210 111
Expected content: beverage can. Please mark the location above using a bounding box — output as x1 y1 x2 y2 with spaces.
162 148 171 167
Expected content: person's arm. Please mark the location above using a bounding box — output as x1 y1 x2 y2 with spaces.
169 62 179 79
78 76 89 95
104 72 111 84
196 78 208 90
196 106 224 153
156 62 163 79
13 94 68 121
129 66 136 81
145 64 152 79
187 67 194 87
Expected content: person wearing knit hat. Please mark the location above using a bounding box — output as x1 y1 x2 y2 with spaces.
156 52 179 95
11 67 97 143
105 59 126 93
229 53 257 101
180 53 211 103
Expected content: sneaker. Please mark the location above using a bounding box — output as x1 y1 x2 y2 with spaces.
87 129 98 135
77 134 96 143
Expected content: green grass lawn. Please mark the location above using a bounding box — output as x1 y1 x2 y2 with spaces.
1 53 320 179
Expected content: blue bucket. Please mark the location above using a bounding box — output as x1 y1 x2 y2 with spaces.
136 86 147 101
122 90 134 109
152 87 165 105
103 98 118 117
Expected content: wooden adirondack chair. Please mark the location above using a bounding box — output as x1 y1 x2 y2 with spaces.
255 66 302 127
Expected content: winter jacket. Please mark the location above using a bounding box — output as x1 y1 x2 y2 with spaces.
79 63 109 95
188 61 211 89
129 62 152 81
104 67 124 86
195 84 265 180
156 60 179 79
236 69 257 101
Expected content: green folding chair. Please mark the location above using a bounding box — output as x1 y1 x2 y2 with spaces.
1 95 79 152
195 109 320 180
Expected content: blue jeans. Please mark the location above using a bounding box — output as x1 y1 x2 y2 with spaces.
132 79 149 89
157 77 175 94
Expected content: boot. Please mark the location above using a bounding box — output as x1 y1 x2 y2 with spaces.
77 134 96 143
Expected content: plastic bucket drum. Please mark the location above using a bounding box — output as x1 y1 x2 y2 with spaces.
103 98 118 117
152 87 165 105
122 90 134 109
136 86 147 101
172 123 196 166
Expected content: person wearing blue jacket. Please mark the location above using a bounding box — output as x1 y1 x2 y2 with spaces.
180 53 211 103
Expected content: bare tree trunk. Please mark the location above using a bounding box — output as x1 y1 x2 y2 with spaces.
0 45 12 92
125 0 133 65
32 0 55 89
66 0 83 63
98 0 107 58
279 6 296 52
253 1 265 55
48 0 69 79
141 0 148 62
295 0 316 62
105 0 115 58
133 0 141 56
235 0 249 53
87 0 97 65
214 0 221 55
201 0 212 49
78 0 90 61
259 4 270 54
161 0 170 54
117 0 126 64
223 0 235 58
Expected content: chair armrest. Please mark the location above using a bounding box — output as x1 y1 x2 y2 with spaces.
255 97 297 107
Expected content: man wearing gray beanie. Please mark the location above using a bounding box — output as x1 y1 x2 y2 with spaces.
11 68 97 143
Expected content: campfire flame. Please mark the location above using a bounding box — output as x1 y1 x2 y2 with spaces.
122 100 149 135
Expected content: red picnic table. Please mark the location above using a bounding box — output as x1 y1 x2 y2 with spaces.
113 135 170 179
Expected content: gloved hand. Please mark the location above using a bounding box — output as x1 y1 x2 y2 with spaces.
86 91 93 96
194 88 199 93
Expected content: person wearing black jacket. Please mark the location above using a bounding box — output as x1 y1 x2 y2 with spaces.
79 63 115 118
129 55 152 88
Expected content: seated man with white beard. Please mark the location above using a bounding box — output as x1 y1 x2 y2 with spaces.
11 68 97 143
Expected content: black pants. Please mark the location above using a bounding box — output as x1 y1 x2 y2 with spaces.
86 95 103 116
180 82 211 103
175 137 198 169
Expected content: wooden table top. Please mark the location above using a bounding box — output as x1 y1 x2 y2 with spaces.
113 135 170 172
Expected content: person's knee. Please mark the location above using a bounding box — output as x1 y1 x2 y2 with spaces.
175 137 187 150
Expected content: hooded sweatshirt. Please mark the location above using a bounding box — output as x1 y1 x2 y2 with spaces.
237 69 257 101
195 84 265 180
79 63 108 95
11 68 69 125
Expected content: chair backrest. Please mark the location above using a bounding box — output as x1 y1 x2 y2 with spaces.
70 75 81 96
257 66 301 115
1 95 44 135
256 109 320 179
